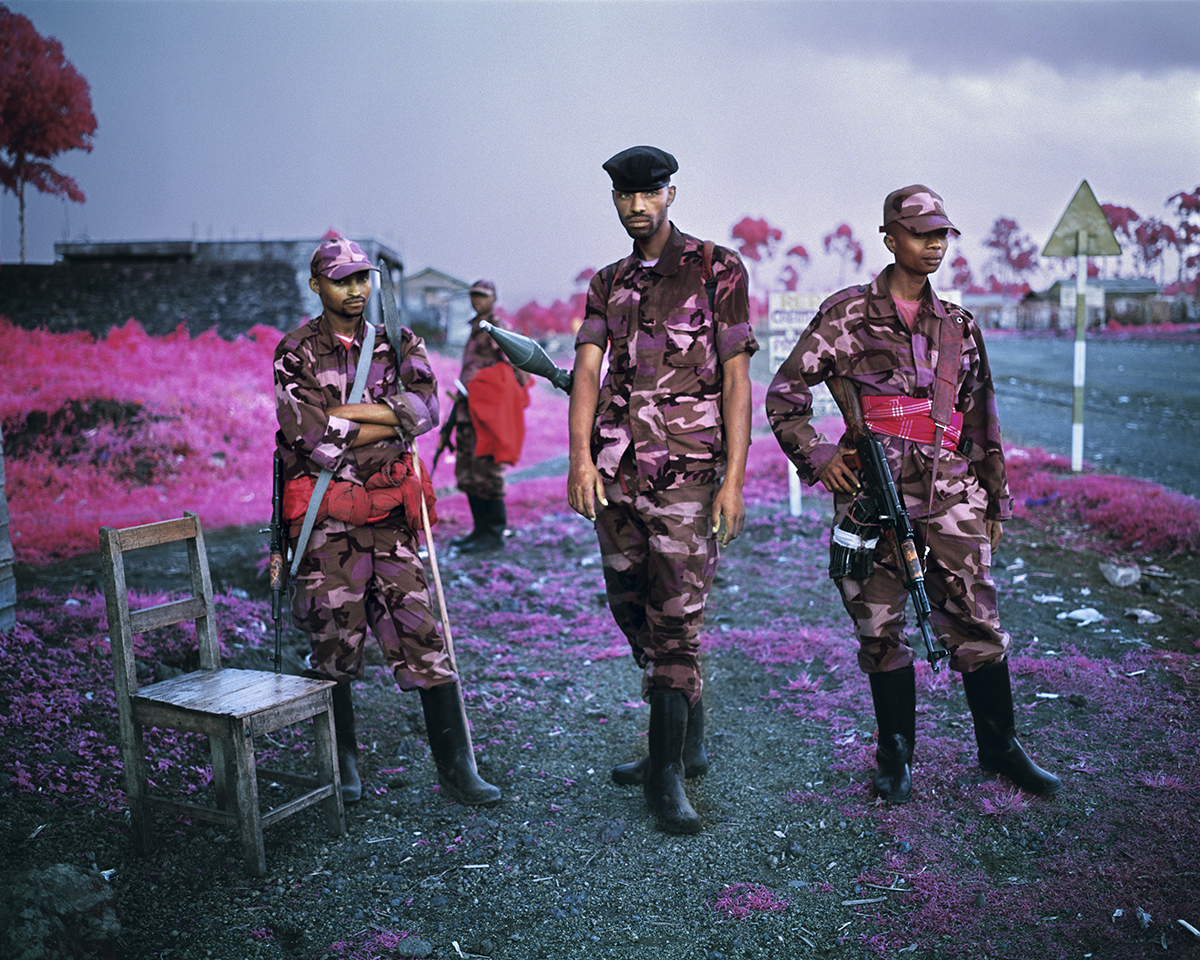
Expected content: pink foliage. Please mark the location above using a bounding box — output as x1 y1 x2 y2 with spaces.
710 883 789 919
730 216 783 262
1005 446 1200 556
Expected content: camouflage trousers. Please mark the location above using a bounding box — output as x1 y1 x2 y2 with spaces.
594 471 719 705
833 476 1010 675
289 517 456 689
454 420 506 500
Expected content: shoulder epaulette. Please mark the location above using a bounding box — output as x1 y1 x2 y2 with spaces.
818 284 867 315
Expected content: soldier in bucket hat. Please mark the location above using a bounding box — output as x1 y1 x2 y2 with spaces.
767 186 1061 804
568 147 759 834
273 236 501 808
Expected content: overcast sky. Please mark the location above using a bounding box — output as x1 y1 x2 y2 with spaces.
3 0 1198 305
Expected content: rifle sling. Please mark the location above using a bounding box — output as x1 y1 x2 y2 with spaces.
289 320 377 578
923 297 966 538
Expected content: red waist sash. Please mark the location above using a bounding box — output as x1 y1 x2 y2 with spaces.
861 395 962 451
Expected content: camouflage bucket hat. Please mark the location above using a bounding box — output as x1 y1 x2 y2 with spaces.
881 185 960 235
311 237 380 280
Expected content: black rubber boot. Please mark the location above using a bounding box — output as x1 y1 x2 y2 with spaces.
330 683 362 804
419 682 502 805
612 696 709 785
457 498 506 554
450 495 486 548
868 666 916 804
962 660 1062 796
643 690 702 835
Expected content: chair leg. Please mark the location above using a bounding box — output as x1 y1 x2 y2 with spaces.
232 719 267 877
209 736 234 811
314 697 346 836
120 720 153 854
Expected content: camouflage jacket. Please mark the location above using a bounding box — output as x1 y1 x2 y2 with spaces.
765 265 1013 520
274 314 439 486
456 311 530 426
575 224 759 492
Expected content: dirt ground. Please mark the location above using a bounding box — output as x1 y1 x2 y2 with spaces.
5 485 1200 960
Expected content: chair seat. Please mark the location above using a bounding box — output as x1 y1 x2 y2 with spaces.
135 668 334 718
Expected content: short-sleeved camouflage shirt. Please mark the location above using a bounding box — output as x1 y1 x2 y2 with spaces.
575 224 759 492
765 265 1013 520
274 315 439 486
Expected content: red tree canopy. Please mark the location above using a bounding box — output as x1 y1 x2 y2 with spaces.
0 4 97 259
730 217 782 262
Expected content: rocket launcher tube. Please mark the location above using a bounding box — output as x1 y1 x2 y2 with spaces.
479 321 574 394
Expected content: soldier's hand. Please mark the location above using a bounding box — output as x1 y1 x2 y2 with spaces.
817 448 862 495
568 456 607 521
712 485 745 546
987 519 1003 552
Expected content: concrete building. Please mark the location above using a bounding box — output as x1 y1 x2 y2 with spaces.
0 238 438 341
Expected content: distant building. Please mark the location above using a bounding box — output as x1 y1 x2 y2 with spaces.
403 267 476 346
960 291 1021 329
1019 277 1162 330
0 238 454 341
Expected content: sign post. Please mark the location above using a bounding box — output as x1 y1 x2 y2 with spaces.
768 293 827 515
1041 180 1121 472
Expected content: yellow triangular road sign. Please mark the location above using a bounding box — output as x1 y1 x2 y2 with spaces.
1042 180 1121 257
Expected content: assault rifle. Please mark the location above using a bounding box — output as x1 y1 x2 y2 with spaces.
268 452 287 674
432 379 468 471
827 378 951 672
479 321 574 394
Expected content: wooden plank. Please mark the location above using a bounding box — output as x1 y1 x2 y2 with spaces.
136 671 333 717
128 597 207 633
261 784 338 829
115 516 197 551
145 795 237 827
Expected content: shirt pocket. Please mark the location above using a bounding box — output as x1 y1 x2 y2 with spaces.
664 310 712 367
664 397 722 436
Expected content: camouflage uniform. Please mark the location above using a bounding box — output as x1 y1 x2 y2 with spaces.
454 311 530 500
274 314 456 689
577 223 759 702
766 264 1013 675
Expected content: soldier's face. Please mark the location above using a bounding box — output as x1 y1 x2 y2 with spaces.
613 185 675 243
470 292 496 315
886 225 949 276
310 270 373 321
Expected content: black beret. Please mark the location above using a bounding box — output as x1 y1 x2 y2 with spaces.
602 145 678 192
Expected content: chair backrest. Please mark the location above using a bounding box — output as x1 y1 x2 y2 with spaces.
99 512 221 704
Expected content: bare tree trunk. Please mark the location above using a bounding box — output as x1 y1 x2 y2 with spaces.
19 178 26 264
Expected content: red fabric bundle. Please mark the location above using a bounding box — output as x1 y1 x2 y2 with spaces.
283 453 438 530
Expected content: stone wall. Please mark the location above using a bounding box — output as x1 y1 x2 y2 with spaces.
0 261 304 339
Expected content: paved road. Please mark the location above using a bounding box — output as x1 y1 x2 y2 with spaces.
752 333 1200 499
984 335 1200 499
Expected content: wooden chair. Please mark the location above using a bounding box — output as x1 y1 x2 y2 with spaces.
99 511 344 876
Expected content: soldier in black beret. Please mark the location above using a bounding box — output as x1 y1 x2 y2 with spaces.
569 146 758 834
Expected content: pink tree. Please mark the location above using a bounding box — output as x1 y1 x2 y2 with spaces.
730 217 810 300
950 253 975 291
0 5 98 262
1133 218 1173 283
1166 186 1200 294
983 217 1040 287
822 223 863 286
1101 203 1140 277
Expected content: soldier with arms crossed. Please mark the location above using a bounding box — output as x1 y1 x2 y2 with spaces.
568 147 758 834
274 238 500 808
766 187 1060 804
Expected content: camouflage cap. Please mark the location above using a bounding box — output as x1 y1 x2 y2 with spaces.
603 145 678 192
880 185 960 235
310 237 380 280
469 279 497 296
